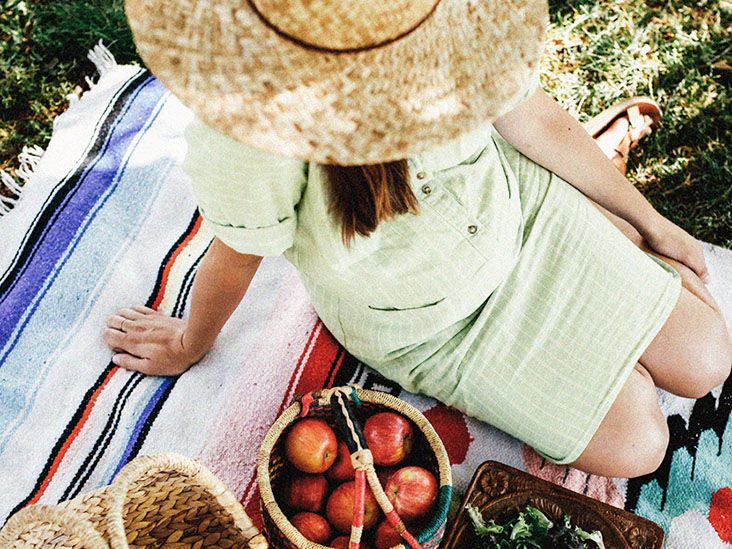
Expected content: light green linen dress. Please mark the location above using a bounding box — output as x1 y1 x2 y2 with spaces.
183 91 682 465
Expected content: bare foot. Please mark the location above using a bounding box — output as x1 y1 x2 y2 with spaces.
103 306 210 376
593 113 654 175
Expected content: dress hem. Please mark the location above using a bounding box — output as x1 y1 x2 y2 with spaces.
544 256 683 466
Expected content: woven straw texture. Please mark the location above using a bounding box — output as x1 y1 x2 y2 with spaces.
0 453 268 548
256 387 453 549
0 506 108 549
124 0 548 164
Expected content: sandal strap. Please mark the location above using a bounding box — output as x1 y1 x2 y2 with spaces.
613 133 632 160
627 105 644 130
613 147 628 161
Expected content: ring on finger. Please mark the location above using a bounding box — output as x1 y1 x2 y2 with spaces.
121 318 129 333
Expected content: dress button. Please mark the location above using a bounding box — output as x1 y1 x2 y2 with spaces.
416 171 427 180
421 184 432 195
467 224 478 235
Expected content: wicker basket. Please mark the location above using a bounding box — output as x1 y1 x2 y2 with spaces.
0 453 268 549
257 386 453 549
0 505 109 548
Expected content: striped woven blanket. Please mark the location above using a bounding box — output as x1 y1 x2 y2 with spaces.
1 46 731 548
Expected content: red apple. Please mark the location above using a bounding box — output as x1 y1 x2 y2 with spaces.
374 520 404 549
330 536 350 549
327 441 356 482
282 473 329 512
326 481 380 533
285 418 338 473
385 467 437 522
290 512 332 544
331 536 373 549
364 412 413 466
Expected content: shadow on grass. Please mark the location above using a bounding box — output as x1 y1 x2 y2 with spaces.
629 98 731 247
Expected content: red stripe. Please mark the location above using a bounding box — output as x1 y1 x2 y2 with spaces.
150 215 202 311
353 470 366 529
27 367 118 505
243 320 345 528
275 321 320 417
25 220 200 505
292 323 343 401
386 510 422 549
242 320 321 518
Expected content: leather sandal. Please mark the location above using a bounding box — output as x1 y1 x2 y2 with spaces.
581 96 662 139
583 97 662 173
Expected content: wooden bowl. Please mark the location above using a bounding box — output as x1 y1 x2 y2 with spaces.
442 461 664 549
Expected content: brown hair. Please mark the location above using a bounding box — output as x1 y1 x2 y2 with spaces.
322 160 419 245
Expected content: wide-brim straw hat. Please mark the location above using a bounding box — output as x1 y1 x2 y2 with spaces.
125 0 548 165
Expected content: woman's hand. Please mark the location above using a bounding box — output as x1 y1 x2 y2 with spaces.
640 215 710 283
103 306 213 376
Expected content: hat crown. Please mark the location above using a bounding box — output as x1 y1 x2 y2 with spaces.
249 0 440 51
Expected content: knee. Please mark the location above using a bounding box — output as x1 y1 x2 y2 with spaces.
572 371 669 478
686 313 732 398
573 411 668 479
622 412 669 477
614 382 669 477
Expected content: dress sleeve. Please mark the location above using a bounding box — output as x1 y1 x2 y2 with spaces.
183 117 308 257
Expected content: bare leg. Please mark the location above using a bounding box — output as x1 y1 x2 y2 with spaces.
563 119 732 477
567 363 668 477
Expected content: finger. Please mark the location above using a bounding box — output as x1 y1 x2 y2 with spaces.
103 327 126 349
690 247 710 283
117 308 146 320
112 353 152 374
690 259 710 285
106 315 130 332
103 328 146 356
133 305 157 315
699 265 711 284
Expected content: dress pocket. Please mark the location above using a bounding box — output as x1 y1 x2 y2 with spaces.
368 297 446 312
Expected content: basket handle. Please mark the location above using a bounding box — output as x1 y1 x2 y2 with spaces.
300 387 423 549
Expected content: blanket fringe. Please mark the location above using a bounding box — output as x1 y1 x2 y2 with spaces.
2 41 116 218
87 40 118 85
16 145 45 184
0 145 46 217
0 172 22 216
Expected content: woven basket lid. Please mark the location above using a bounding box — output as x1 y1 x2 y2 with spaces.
125 0 548 165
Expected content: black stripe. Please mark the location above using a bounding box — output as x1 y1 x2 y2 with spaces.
625 376 732 512
9 209 201 514
8 364 115 516
0 70 145 286
121 233 211 463
60 373 144 501
122 376 178 464
56 214 205 495
172 240 210 319
145 212 201 309
0 70 151 302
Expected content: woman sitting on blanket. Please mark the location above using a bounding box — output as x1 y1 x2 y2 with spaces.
107 0 732 478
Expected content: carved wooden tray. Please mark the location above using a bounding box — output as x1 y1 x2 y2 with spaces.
442 461 664 548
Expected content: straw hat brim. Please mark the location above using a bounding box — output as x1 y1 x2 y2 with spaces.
126 0 548 165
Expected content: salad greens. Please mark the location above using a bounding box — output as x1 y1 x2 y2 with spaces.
466 503 606 549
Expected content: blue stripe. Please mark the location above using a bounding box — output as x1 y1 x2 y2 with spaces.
112 378 173 476
0 91 172 456
0 75 162 349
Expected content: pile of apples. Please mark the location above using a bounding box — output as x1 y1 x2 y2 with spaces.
278 411 439 548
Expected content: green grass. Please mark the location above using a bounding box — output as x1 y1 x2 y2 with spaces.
545 0 732 247
0 0 139 172
1 0 730 246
